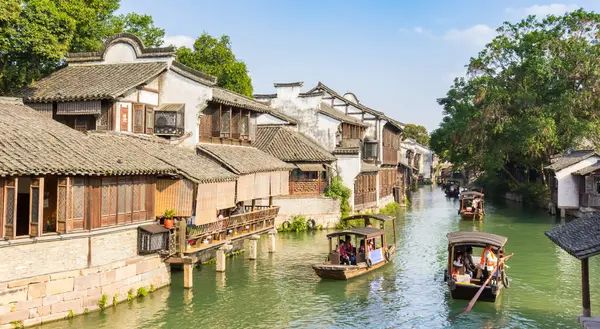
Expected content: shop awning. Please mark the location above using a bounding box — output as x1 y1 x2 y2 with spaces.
295 163 325 172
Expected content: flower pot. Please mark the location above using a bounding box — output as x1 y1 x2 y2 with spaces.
164 219 174 229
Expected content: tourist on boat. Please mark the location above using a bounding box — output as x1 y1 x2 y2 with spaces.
479 244 498 283
231 202 245 215
339 240 350 265
343 235 354 253
359 240 366 253
217 210 224 220
464 246 477 274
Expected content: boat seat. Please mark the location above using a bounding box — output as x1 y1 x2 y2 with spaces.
356 252 366 263
330 251 340 265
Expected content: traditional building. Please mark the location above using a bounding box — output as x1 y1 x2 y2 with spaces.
545 150 600 217
0 98 172 327
255 82 404 211
400 138 434 184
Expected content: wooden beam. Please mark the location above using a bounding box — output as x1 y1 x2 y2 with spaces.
582 258 591 317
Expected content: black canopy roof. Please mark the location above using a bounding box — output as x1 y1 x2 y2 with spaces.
342 214 394 222
327 227 384 239
545 214 600 260
447 232 507 247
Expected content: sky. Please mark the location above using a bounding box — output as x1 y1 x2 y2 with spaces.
117 1 600 131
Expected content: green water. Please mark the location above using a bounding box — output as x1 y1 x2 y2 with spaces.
39 187 599 328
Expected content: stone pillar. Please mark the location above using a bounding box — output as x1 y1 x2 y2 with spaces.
216 244 233 272
268 229 276 253
183 261 193 289
249 235 260 260
560 208 566 218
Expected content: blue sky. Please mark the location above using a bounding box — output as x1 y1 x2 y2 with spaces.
118 1 600 131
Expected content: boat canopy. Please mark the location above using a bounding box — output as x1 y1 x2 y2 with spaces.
447 232 507 248
341 214 393 223
446 180 460 185
461 191 484 198
327 227 384 239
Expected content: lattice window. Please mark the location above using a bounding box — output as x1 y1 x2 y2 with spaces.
73 179 85 220
110 184 117 216
140 181 146 211
57 186 67 222
101 184 109 216
221 108 231 138
125 179 132 213
133 105 145 133
232 109 240 138
212 107 220 137
5 186 14 225
133 181 139 212
241 112 249 137
118 184 125 214
31 187 40 223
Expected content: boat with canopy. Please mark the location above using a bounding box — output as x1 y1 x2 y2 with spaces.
459 191 485 220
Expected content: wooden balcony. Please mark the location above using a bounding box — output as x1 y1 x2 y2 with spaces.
580 193 600 208
354 190 377 209
171 206 279 255
289 180 328 195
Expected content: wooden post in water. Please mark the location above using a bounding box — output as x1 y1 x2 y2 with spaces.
183 259 193 288
249 235 260 260
582 258 591 317
268 229 276 253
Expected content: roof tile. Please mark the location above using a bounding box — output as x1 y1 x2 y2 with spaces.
255 126 336 163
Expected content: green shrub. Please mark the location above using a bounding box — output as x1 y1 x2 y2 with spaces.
163 208 176 219
112 293 120 307
127 288 135 301
98 294 108 311
278 215 309 232
137 287 149 298
379 202 400 216
325 176 352 218
66 310 74 320
150 284 155 292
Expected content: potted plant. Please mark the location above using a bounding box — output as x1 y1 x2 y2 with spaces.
163 209 176 229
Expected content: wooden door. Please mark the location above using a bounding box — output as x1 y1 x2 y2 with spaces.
120 105 129 132
88 178 101 229
133 104 145 133
146 106 154 134
29 178 43 237
4 178 17 239
56 177 69 233
72 177 85 231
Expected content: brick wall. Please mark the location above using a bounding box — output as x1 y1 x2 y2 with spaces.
0 254 169 328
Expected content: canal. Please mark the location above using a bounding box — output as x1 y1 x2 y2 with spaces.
38 187 599 328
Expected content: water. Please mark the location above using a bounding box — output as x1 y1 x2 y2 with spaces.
40 187 599 328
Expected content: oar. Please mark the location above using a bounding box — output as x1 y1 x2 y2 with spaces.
462 253 514 313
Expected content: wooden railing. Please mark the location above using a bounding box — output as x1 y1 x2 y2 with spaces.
354 191 377 207
289 180 328 195
177 206 280 252
580 193 600 208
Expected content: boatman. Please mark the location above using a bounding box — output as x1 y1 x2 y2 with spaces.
479 244 497 284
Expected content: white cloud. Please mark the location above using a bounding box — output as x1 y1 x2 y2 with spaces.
162 35 195 48
443 24 495 47
505 4 579 17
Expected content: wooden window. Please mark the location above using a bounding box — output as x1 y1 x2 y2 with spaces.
232 109 241 139
0 178 3 238
74 118 88 132
364 142 377 159
221 107 231 138
146 106 154 134
199 107 215 138
56 178 68 233
4 178 16 239
119 105 129 131
29 178 44 237
241 111 249 138
118 183 126 215
133 104 145 133
72 177 85 231
212 106 221 137
101 178 117 226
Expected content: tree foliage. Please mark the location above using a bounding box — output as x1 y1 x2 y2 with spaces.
403 123 429 146
430 9 600 185
175 33 253 97
0 0 164 94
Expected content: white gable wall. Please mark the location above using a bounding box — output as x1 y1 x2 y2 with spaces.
257 114 290 125
70 42 174 66
160 70 212 148
555 156 600 208
336 154 361 209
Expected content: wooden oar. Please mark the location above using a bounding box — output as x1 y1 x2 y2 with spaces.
463 253 514 313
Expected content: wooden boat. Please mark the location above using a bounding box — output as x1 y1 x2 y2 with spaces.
445 232 509 302
459 191 485 220
445 180 460 197
313 214 396 280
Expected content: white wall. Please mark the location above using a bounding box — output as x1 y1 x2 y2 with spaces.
257 113 290 126
160 70 212 148
336 154 361 209
556 156 600 208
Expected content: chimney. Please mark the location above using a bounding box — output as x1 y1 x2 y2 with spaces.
274 82 303 100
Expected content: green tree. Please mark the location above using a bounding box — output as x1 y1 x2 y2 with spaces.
403 123 430 146
175 33 253 97
431 9 600 189
0 0 165 94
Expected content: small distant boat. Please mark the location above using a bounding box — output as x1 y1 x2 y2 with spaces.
312 214 396 280
445 180 460 198
445 232 510 302
459 191 485 220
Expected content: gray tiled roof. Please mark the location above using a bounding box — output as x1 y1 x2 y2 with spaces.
0 98 175 177
212 87 272 113
545 150 598 171
255 126 336 163
310 82 405 131
89 132 237 183
318 103 369 127
170 61 217 86
545 213 600 259
361 162 379 173
18 62 168 102
197 143 294 175
573 161 600 176
334 139 360 155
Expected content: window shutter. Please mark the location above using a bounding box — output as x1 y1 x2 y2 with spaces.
0 178 3 238
56 178 69 233
29 178 43 237
146 106 154 134
133 104 145 133
585 176 594 193
4 178 16 239
232 109 241 139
